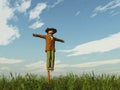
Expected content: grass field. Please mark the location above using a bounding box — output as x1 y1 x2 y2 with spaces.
0 72 120 90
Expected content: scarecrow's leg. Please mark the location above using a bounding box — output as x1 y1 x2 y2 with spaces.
51 50 55 71
46 51 51 70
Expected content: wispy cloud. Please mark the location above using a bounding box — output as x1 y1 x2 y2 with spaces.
15 0 31 13
0 67 10 71
29 3 47 29
3 58 119 75
111 11 120 16
71 59 120 68
49 0 64 8
29 3 47 20
25 60 61 69
29 21 44 29
0 57 22 64
55 59 120 69
24 59 120 75
92 0 120 17
29 0 65 29
60 32 120 56
0 0 32 46
91 13 97 17
25 61 45 69
75 11 80 16
24 60 67 74
0 0 20 45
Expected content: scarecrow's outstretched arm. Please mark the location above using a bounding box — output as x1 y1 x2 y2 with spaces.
55 37 65 43
33 34 46 39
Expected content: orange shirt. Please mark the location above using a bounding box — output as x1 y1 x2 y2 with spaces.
33 34 64 52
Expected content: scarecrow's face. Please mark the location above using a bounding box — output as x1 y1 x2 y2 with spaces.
48 30 54 34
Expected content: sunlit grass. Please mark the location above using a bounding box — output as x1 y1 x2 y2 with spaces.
0 72 120 90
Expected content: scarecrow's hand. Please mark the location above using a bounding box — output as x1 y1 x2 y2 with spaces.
62 40 65 43
33 34 37 37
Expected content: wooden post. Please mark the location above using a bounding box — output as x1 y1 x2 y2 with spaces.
48 70 50 84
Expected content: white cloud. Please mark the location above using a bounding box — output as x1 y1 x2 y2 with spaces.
0 0 20 45
25 59 120 72
29 21 44 29
25 60 65 71
29 3 47 29
54 59 120 68
91 13 97 18
109 10 120 16
55 64 69 68
0 26 20 45
26 61 45 69
15 0 31 13
29 3 47 20
111 12 120 16
49 0 64 8
24 60 68 76
92 0 120 17
71 59 120 68
29 0 64 30
0 57 22 64
14 59 120 75
60 32 120 56
0 67 10 71
55 60 61 64
75 11 80 16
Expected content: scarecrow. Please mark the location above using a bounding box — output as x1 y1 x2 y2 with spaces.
33 28 64 71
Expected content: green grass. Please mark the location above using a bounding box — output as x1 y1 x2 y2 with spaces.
0 73 120 90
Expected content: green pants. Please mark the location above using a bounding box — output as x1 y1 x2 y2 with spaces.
46 50 55 71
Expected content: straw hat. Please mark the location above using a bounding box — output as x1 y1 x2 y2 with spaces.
45 28 57 34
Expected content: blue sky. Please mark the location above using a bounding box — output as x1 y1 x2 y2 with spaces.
0 0 120 76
